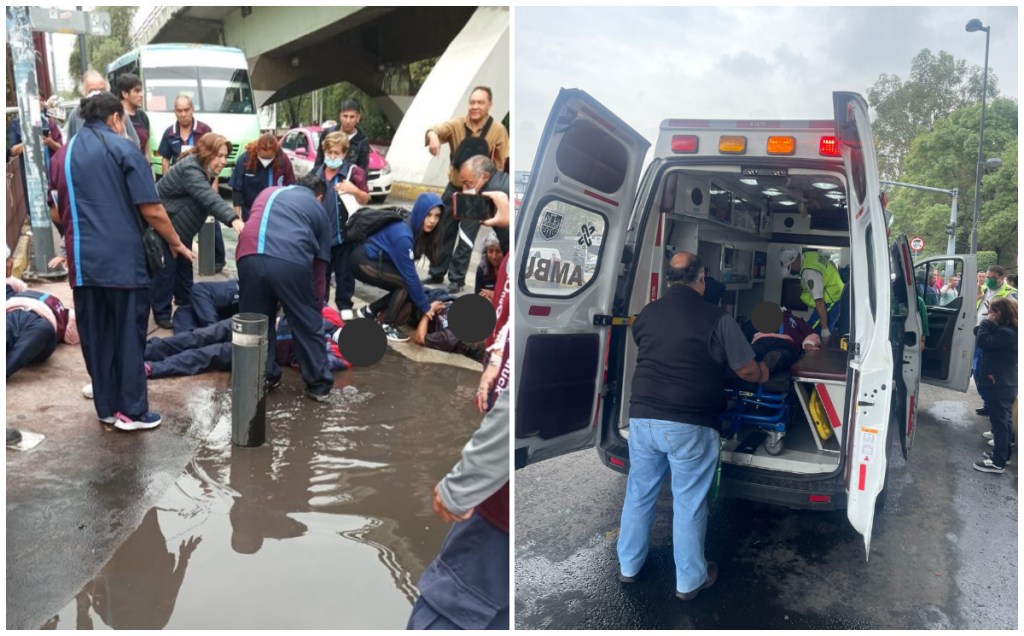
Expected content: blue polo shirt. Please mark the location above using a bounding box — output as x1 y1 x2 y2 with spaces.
157 119 212 164
228 150 294 214
311 162 365 246
236 185 332 268
55 121 160 288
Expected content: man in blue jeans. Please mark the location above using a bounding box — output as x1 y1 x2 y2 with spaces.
618 252 768 600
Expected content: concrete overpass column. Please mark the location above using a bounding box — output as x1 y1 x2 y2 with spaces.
386 6 509 198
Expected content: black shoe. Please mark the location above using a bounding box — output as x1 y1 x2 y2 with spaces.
215 263 226 273
7 428 22 445
421 275 444 285
306 390 331 403
982 451 1012 465
972 458 1005 474
676 562 717 601
156 318 173 330
618 572 638 584
976 407 990 416
446 282 465 294
264 376 282 392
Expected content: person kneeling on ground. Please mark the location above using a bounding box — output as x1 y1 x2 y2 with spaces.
349 192 446 342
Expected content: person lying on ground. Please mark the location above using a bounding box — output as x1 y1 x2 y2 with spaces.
412 300 486 363
172 279 240 333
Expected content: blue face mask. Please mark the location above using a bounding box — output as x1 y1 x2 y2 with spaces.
324 157 344 170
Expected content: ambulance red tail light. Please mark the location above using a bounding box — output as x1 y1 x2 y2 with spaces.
609 456 626 468
809 495 831 504
671 135 699 153
819 136 841 157
767 136 796 155
718 136 747 154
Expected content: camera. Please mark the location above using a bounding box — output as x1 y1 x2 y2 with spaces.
452 192 496 221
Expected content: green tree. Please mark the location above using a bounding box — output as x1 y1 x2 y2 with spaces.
67 6 137 85
868 49 998 181
887 97 1017 262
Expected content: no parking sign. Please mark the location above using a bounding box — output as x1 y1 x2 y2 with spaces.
910 236 924 253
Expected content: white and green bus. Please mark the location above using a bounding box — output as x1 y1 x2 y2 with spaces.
106 44 260 179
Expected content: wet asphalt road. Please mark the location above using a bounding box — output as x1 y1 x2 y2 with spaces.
515 383 1018 629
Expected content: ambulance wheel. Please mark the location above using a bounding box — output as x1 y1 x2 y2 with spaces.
763 435 784 455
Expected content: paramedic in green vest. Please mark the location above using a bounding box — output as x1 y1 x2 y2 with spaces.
780 249 844 342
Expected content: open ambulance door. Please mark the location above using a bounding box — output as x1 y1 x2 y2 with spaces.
514 89 650 468
913 254 977 392
890 235 922 459
833 91 893 558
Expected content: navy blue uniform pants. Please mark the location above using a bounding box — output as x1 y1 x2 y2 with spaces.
983 386 1017 467
350 244 415 326
74 287 149 420
151 238 195 321
6 310 57 377
325 242 357 311
237 254 332 395
214 222 225 268
145 319 232 378
407 513 509 630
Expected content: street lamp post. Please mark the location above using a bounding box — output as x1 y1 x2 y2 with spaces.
966 18 991 255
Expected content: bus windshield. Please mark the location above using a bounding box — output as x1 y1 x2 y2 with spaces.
145 66 255 114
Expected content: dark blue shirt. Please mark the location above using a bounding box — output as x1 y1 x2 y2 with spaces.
54 121 160 288
236 186 332 268
228 150 296 218
311 162 363 246
157 119 212 164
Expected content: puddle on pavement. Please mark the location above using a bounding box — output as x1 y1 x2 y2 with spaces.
45 352 482 629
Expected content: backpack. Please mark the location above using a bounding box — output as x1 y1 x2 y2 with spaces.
343 206 409 243
451 116 493 169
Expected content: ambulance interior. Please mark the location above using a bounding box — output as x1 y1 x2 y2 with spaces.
620 165 857 475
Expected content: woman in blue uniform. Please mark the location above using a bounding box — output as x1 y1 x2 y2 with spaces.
52 91 193 431
228 133 296 222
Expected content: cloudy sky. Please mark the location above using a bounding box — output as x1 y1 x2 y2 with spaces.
513 6 1018 171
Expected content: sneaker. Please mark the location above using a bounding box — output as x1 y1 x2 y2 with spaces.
618 572 639 584
982 431 994 440
988 438 994 447
982 451 1011 465
340 309 355 322
98 415 117 425
676 561 718 601
972 458 1005 474
306 390 331 403
358 306 376 320
976 407 989 416
7 428 22 445
155 318 173 330
265 376 282 392
446 282 465 294
113 411 162 432
382 323 409 342
82 383 94 399
144 362 152 378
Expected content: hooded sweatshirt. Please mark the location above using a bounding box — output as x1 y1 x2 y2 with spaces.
363 192 441 315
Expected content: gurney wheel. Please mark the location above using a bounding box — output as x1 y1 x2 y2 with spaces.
763 435 784 456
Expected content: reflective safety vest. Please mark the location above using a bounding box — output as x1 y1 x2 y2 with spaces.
977 282 1019 309
800 250 844 309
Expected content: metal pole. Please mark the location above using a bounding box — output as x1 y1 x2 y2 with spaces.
231 313 269 447
946 188 958 257
6 6 57 275
76 6 87 75
970 27 990 255
198 216 216 276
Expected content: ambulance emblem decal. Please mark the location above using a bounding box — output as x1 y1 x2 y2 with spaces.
540 209 563 240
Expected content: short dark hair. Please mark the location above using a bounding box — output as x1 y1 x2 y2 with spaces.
297 173 326 198
470 86 493 102
988 265 1006 277
79 91 124 122
666 253 703 286
338 99 361 114
115 73 141 100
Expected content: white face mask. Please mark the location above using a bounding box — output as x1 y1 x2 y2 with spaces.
258 157 273 168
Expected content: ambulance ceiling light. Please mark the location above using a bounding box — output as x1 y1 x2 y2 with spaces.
778 200 797 206
740 178 758 186
812 181 838 190
762 188 782 196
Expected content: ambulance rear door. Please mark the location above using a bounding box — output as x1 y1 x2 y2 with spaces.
833 91 893 558
514 89 649 468
890 235 922 459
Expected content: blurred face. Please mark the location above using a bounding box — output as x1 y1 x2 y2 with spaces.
459 164 488 192
209 144 229 174
928 271 937 284
127 85 143 108
467 89 491 124
339 109 361 134
423 207 441 233
174 98 194 127
486 244 504 268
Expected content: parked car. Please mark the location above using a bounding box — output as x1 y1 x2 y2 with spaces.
279 125 392 203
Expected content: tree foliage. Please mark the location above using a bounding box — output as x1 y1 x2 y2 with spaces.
868 49 998 181
67 6 137 86
886 97 1017 263
277 81 395 142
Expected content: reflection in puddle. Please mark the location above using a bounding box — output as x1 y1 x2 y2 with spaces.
46 354 481 629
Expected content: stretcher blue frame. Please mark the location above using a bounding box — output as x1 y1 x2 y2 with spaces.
720 383 790 439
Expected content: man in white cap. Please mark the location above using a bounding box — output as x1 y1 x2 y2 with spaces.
780 248 844 343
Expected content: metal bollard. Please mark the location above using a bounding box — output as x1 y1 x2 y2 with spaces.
198 216 216 276
231 313 268 447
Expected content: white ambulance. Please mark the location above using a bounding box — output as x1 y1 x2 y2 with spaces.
514 90 977 555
